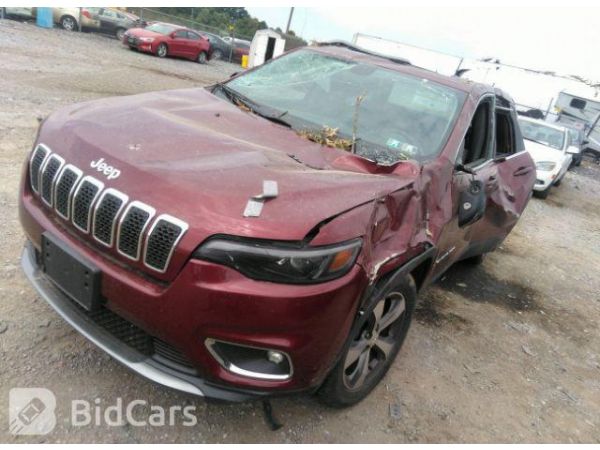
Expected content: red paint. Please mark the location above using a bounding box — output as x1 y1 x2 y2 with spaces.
19 45 535 395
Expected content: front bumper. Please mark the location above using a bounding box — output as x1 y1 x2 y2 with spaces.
533 170 557 191
21 242 265 402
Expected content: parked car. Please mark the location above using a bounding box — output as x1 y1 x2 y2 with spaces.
1 7 97 31
19 43 534 407
222 36 251 62
84 7 144 41
563 123 586 167
123 22 211 63
518 117 573 199
197 31 231 61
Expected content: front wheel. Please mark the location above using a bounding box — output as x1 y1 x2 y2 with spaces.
533 187 550 199
211 49 223 60
197 51 207 64
318 274 416 408
156 43 168 58
60 15 78 31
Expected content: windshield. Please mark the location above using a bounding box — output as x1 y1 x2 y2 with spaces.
145 23 176 35
224 49 466 164
518 120 565 150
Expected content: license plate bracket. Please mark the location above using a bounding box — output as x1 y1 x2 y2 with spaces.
41 232 102 311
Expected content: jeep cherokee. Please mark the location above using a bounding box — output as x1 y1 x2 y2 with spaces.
19 43 535 407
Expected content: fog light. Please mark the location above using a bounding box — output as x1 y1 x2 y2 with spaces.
267 350 284 364
205 338 292 380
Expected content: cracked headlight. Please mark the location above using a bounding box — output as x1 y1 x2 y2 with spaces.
194 238 362 284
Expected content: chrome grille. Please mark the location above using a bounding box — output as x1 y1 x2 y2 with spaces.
117 202 155 260
54 165 82 219
28 145 188 273
29 144 50 194
40 154 64 206
93 189 128 247
144 215 188 272
72 177 104 233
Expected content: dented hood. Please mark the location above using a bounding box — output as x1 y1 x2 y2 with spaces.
38 88 417 242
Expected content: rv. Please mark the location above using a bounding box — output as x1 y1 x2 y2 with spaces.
553 91 600 155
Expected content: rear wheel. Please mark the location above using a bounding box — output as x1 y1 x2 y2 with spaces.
197 51 207 64
212 49 223 60
156 43 168 58
115 28 126 41
60 15 78 31
318 274 416 407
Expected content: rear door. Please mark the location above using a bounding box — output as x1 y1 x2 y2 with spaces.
98 8 118 34
478 95 535 243
186 31 204 58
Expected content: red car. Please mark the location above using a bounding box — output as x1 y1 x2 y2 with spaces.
19 43 534 407
123 22 211 63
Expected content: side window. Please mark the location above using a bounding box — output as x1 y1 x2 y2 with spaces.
460 98 494 166
495 108 516 156
174 30 188 39
187 31 200 41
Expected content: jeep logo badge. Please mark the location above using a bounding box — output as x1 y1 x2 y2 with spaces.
90 158 121 180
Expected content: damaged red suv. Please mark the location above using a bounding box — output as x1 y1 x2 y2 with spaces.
19 43 535 406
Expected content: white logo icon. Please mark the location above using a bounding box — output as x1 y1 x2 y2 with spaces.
9 388 57 435
90 157 121 180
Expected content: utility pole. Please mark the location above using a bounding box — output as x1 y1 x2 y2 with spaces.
285 7 294 34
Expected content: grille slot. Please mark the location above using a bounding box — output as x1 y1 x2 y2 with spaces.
29 144 50 194
72 177 104 233
92 189 128 247
40 154 65 206
54 165 82 219
117 202 155 260
153 338 197 374
144 215 188 273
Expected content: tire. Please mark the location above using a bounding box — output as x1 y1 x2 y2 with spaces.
60 15 78 31
533 187 550 199
115 28 126 41
156 43 168 58
197 51 207 64
318 274 416 408
212 49 223 60
554 178 562 187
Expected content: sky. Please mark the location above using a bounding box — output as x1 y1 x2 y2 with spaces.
246 6 600 82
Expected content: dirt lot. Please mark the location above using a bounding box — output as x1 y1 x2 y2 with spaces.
1 19 599 444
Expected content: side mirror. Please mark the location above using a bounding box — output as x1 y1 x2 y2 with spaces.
458 180 486 227
567 145 580 154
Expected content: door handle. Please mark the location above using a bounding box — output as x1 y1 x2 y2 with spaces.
513 166 532 177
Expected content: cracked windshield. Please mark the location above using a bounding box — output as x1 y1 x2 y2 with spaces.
225 49 466 164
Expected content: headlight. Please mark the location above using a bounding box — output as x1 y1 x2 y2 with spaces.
535 161 556 171
194 238 362 284
139 37 155 43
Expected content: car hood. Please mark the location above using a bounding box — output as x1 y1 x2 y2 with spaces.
38 88 417 245
524 140 565 164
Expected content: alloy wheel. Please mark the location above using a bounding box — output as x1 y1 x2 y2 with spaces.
157 44 167 58
61 17 76 31
342 292 406 390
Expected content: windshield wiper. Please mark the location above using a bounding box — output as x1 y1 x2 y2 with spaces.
213 83 291 128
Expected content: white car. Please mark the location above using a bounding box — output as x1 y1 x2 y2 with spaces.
518 117 574 199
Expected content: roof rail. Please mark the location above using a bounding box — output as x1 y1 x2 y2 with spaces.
316 40 411 66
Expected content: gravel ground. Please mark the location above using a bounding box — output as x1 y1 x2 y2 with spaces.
1 19 599 444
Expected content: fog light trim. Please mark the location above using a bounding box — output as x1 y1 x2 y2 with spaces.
205 338 293 381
